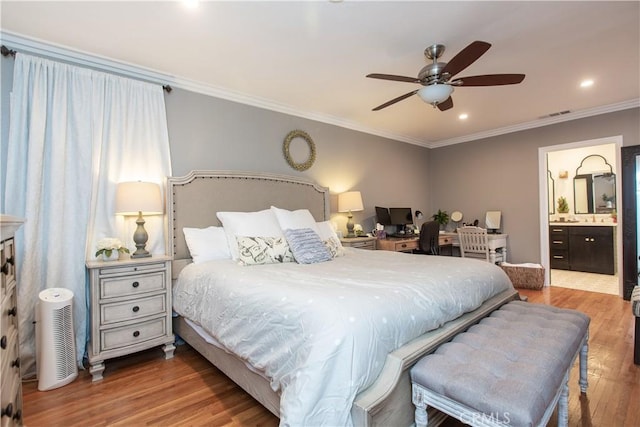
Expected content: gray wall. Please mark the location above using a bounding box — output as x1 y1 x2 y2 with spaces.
165 87 431 235
429 107 640 263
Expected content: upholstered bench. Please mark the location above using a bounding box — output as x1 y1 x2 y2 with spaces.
632 286 640 365
411 301 589 427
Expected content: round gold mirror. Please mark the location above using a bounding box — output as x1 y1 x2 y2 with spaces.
283 130 316 171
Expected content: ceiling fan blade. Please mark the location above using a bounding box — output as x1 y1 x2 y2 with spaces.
441 41 491 78
452 74 526 86
372 90 418 111
366 73 421 83
437 97 454 111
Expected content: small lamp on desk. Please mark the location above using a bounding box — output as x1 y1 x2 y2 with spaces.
338 191 364 238
115 181 163 258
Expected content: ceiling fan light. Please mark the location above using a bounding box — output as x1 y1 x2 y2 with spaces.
417 84 454 105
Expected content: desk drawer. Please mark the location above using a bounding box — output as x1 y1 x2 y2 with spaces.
439 235 453 246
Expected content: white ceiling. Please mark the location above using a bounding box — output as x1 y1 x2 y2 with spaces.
2 1 639 148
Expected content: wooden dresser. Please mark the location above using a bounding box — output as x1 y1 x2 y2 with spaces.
86 255 175 381
1 215 24 426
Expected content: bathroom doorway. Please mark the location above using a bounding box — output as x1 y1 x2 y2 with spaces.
539 136 622 296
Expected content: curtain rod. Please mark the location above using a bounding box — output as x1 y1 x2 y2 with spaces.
1 44 172 93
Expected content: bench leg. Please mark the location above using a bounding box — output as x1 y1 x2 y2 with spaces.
579 337 589 393
558 373 570 427
412 384 429 427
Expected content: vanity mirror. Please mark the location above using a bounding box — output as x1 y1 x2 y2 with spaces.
573 154 615 214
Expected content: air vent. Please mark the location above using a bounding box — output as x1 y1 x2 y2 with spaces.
541 110 572 119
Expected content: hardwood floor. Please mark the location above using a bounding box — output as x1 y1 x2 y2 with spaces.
22 286 639 426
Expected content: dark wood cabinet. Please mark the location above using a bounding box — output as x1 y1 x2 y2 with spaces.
549 226 570 270
549 225 615 275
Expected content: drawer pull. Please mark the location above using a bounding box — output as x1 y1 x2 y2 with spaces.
552 240 564 244
553 255 565 259
401 244 407 248
13 409 22 422
0 335 6 349
552 228 564 232
132 306 140 313
7 307 17 317
1 403 12 418
133 330 140 338
132 281 140 288
11 357 20 368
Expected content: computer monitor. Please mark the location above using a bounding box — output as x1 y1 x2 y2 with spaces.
375 206 392 226
389 207 413 225
485 211 502 233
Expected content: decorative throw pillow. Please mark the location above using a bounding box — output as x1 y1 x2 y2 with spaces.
323 236 346 258
217 209 284 260
283 228 332 264
236 236 294 266
316 221 345 258
183 226 231 263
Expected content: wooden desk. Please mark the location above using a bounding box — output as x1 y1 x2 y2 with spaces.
440 232 508 264
376 237 419 253
377 235 456 254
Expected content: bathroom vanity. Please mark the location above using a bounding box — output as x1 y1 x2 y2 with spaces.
549 223 615 275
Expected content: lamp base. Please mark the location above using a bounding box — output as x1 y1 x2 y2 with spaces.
131 251 152 259
346 212 356 238
131 212 152 259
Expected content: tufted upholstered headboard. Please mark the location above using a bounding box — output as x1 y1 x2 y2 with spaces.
166 170 330 277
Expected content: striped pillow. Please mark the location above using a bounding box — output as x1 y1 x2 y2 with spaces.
283 228 332 264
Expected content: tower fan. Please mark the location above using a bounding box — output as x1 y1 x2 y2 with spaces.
36 288 78 391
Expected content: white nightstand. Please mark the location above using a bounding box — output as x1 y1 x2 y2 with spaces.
86 255 175 381
340 236 377 250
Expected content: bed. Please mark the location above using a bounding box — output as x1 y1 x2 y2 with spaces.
167 170 519 427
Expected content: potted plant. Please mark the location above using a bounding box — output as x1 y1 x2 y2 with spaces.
432 209 449 229
95 237 129 261
557 196 569 221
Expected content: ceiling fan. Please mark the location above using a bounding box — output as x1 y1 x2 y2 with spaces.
366 41 525 112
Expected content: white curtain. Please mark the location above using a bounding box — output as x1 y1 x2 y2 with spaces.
4 53 171 377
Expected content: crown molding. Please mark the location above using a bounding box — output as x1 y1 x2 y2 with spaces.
426 99 640 149
3 31 636 150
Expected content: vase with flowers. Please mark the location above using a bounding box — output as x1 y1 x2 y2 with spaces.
95 238 129 262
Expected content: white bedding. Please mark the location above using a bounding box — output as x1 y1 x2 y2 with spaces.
173 248 513 426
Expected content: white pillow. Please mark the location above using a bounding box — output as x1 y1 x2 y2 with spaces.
217 209 284 260
316 220 339 240
271 206 319 233
183 226 231 264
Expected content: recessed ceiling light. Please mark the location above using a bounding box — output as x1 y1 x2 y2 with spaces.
458 113 468 120
580 79 594 88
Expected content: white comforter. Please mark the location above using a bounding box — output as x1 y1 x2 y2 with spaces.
173 248 513 426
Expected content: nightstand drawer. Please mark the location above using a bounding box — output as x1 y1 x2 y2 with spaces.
1 287 18 333
101 316 167 351
349 240 376 249
101 294 167 325
97 261 167 276
100 272 166 299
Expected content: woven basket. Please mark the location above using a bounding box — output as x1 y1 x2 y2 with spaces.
501 264 544 290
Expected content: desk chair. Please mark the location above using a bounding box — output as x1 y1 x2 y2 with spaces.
457 226 504 264
414 221 440 255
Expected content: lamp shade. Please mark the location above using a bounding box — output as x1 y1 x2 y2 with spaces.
417 84 454 105
338 191 364 213
115 181 163 215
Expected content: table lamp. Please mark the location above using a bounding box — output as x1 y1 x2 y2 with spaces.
338 191 364 238
116 181 163 258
